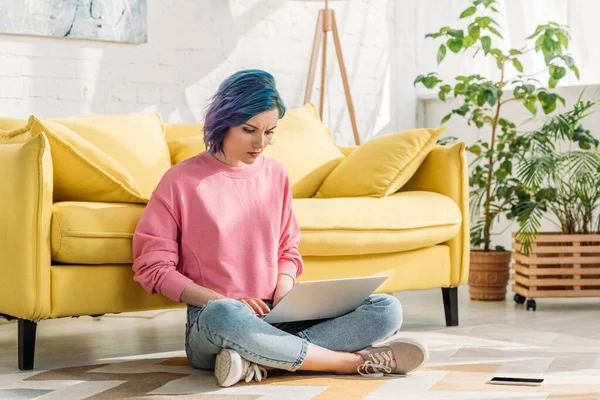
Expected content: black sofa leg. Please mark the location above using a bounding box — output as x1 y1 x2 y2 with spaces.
442 287 459 327
18 319 37 371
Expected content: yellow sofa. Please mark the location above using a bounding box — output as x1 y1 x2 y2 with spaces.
0 105 469 370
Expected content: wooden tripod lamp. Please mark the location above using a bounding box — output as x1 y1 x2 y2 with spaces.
300 0 361 145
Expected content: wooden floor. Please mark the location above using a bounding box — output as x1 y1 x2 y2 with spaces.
1 286 599 374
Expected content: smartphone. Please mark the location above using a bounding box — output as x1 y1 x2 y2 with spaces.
487 376 544 387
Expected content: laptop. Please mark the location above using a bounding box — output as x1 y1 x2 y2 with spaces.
263 276 388 324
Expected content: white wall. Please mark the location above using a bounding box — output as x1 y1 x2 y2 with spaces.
0 0 420 147
416 0 600 250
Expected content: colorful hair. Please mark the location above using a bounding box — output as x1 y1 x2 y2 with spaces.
203 69 286 155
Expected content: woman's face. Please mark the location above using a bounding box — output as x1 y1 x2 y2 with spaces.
215 108 280 167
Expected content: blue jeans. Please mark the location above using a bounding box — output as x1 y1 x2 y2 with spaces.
185 294 403 372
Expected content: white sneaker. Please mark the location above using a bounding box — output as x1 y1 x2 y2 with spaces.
356 337 429 377
214 348 268 387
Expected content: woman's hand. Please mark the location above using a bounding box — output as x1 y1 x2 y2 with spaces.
273 274 295 307
237 298 271 317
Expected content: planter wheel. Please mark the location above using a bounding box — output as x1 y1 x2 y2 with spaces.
514 293 526 304
526 299 537 311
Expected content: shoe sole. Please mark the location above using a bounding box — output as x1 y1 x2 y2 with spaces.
385 337 430 375
215 348 242 387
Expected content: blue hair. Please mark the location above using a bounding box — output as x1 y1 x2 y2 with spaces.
203 69 286 155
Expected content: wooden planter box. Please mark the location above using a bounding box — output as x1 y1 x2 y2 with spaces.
512 233 600 300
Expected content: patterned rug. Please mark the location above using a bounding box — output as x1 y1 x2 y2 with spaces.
1 324 599 399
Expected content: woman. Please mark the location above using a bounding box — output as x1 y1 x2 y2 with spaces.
132 69 428 387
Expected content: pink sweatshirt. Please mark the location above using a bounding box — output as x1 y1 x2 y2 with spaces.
132 151 304 303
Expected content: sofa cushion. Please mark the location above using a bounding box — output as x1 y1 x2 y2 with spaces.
166 123 204 142
168 135 206 165
315 127 447 198
1 117 147 203
50 191 461 265
165 103 344 198
51 201 145 264
264 103 344 198
294 191 462 256
0 117 26 131
48 113 171 198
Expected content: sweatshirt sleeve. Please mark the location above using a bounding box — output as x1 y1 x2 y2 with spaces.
277 172 304 280
132 192 192 302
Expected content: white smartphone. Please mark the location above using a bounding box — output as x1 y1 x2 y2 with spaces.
487 376 544 387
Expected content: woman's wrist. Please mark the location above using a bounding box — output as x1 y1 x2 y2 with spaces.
277 273 295 286
180 282 225 306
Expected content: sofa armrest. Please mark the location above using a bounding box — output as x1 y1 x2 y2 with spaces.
398 143 470 286
0 133 53 320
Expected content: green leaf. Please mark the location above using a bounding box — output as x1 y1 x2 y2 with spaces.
571 65 580 79
490 48 503 57
468 23 481 40
413 75 424 87
549 76 559 89
544 54 557 65
523 84 535 94
437 44 447 64
488 26 503 38
481 36 491 54
535 35 545 51
543 37 557 52
509 49 522 55
438 85 451 101
527 25 545 39
441 113 452 124
563 55 575 67
551 65 566 80
524 101 537 115
557 31 569 49
460 6 477 18
454 83 466 97
463 35 476 47
423 76 441 89
447 38 463 53
468 145 482 156
485 90 498 106
448 29 464 38
476 16 491 28
455 103 470 116
512 58 524 73
541 94 557 113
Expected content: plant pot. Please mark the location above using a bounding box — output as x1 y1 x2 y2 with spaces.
469 250 512 301
512 232 600 300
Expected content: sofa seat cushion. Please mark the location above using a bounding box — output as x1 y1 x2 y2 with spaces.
51 191 461 264
51 201 145 264
294 191 462 256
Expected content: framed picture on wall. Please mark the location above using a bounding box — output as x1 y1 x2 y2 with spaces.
0 0 147 43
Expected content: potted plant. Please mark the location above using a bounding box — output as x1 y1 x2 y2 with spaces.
414 0 580 300
511 96 600 310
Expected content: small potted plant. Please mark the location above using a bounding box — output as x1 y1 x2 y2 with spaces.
415 0 580 300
